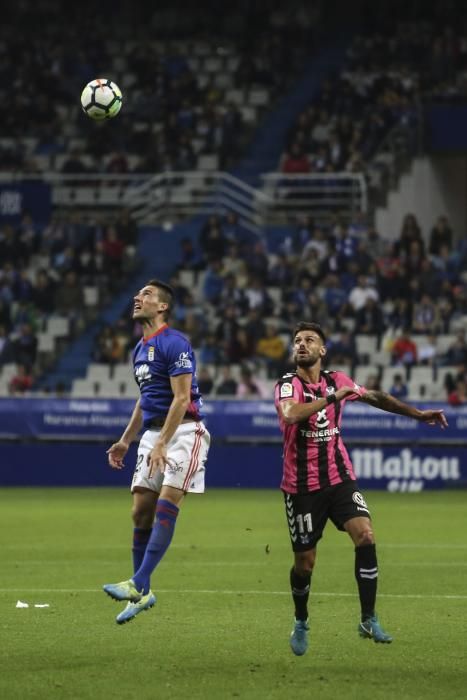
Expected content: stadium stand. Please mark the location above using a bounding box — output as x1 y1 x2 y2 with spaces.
2 0 467 407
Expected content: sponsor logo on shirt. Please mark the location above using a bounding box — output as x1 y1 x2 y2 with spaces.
300 426 340 442
135 363 151 386
175 351 192 369
325 386 335 395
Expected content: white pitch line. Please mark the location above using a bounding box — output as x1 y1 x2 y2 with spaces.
1 588 467 600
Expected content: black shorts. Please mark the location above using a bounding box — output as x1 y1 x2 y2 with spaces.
283 480 371 552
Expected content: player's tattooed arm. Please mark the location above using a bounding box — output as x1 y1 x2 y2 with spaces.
358 390 448 427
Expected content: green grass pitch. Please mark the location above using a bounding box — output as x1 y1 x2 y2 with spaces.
1 488 466 700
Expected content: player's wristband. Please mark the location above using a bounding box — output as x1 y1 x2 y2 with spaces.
326 394 337 405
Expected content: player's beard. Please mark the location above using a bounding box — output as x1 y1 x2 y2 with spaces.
294 352 320 368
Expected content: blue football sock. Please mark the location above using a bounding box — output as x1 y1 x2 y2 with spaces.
132 528 152 574
133 499 179 594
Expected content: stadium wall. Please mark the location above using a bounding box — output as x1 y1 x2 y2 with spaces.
1 398 466 491
375 155 467 243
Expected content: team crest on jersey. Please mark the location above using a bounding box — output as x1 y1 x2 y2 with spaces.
280 382 293 398
148 346 155 361
326 386 335 395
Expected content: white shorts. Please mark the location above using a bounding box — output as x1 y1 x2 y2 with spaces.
131 421 210 494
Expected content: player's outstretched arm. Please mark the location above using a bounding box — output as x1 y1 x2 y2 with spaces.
280 386 358 424
358 390 448 428
107 399 143 469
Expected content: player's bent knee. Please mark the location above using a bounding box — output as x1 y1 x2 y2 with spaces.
131 507 154 529
357 528 375 546
294 551 315 576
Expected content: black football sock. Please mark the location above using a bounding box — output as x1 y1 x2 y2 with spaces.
355 543 378 621
290 566 311 621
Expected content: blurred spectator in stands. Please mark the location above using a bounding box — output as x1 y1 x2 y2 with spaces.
242 307 266 348
219 273 248 314
443 364 467 395
441 331 467 366
197 366 214 395
12 323 38 367
355 297 385 335
280 143 310 173
223 211 243 245
447 378 467 406
322 274 348 321
236 366 264 398
203 259 225 304
334 223 359 264
54 271 85 331
215 304 239 358
375 242 401 300
93 326 116 364
243 276 273 315
391 329 418 367
417 334 439 367
199 333 221 366
394 213 424 258
301 291 328 328
269 253 295 287
387 297 413 331
102 226 125 275
18 213 39 261
223 245 248 285
365 226 387 260
405 239 426 277
348 274 379 313
215 366 238 396
246 241 269 283
0 289 12 330
11 300 38 334
302 227 328 262
33 270 55 316
389 373 408 400
326 331 357 369
412 294 441 334
176 237 203 274
116 209 138 247
199 216 227 263
53 246 82 276
429 215 453 255
228 327 254 364
106 151 129 175
298 247 321 283
9 363 34 394
353 240 374 275
0 324 13 364
256 324 287 378
431 243 460 283
61 149 88 175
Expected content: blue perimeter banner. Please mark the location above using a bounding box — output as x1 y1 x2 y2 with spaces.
0 397 466 442
0 398 466 490
0 182 52 224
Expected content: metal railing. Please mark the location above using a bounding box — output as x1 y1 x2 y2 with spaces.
5 170 368 230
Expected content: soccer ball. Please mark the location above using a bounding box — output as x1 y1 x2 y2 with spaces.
80 79 123 121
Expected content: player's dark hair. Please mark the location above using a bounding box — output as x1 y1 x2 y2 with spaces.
293 322 326 344
145 278 174 320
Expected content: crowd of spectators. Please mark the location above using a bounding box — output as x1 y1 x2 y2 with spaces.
0 208 140 394
280 8 467 180
95 207 467 402
0 0 320 176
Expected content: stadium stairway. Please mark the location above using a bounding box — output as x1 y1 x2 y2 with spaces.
232 38 349 185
